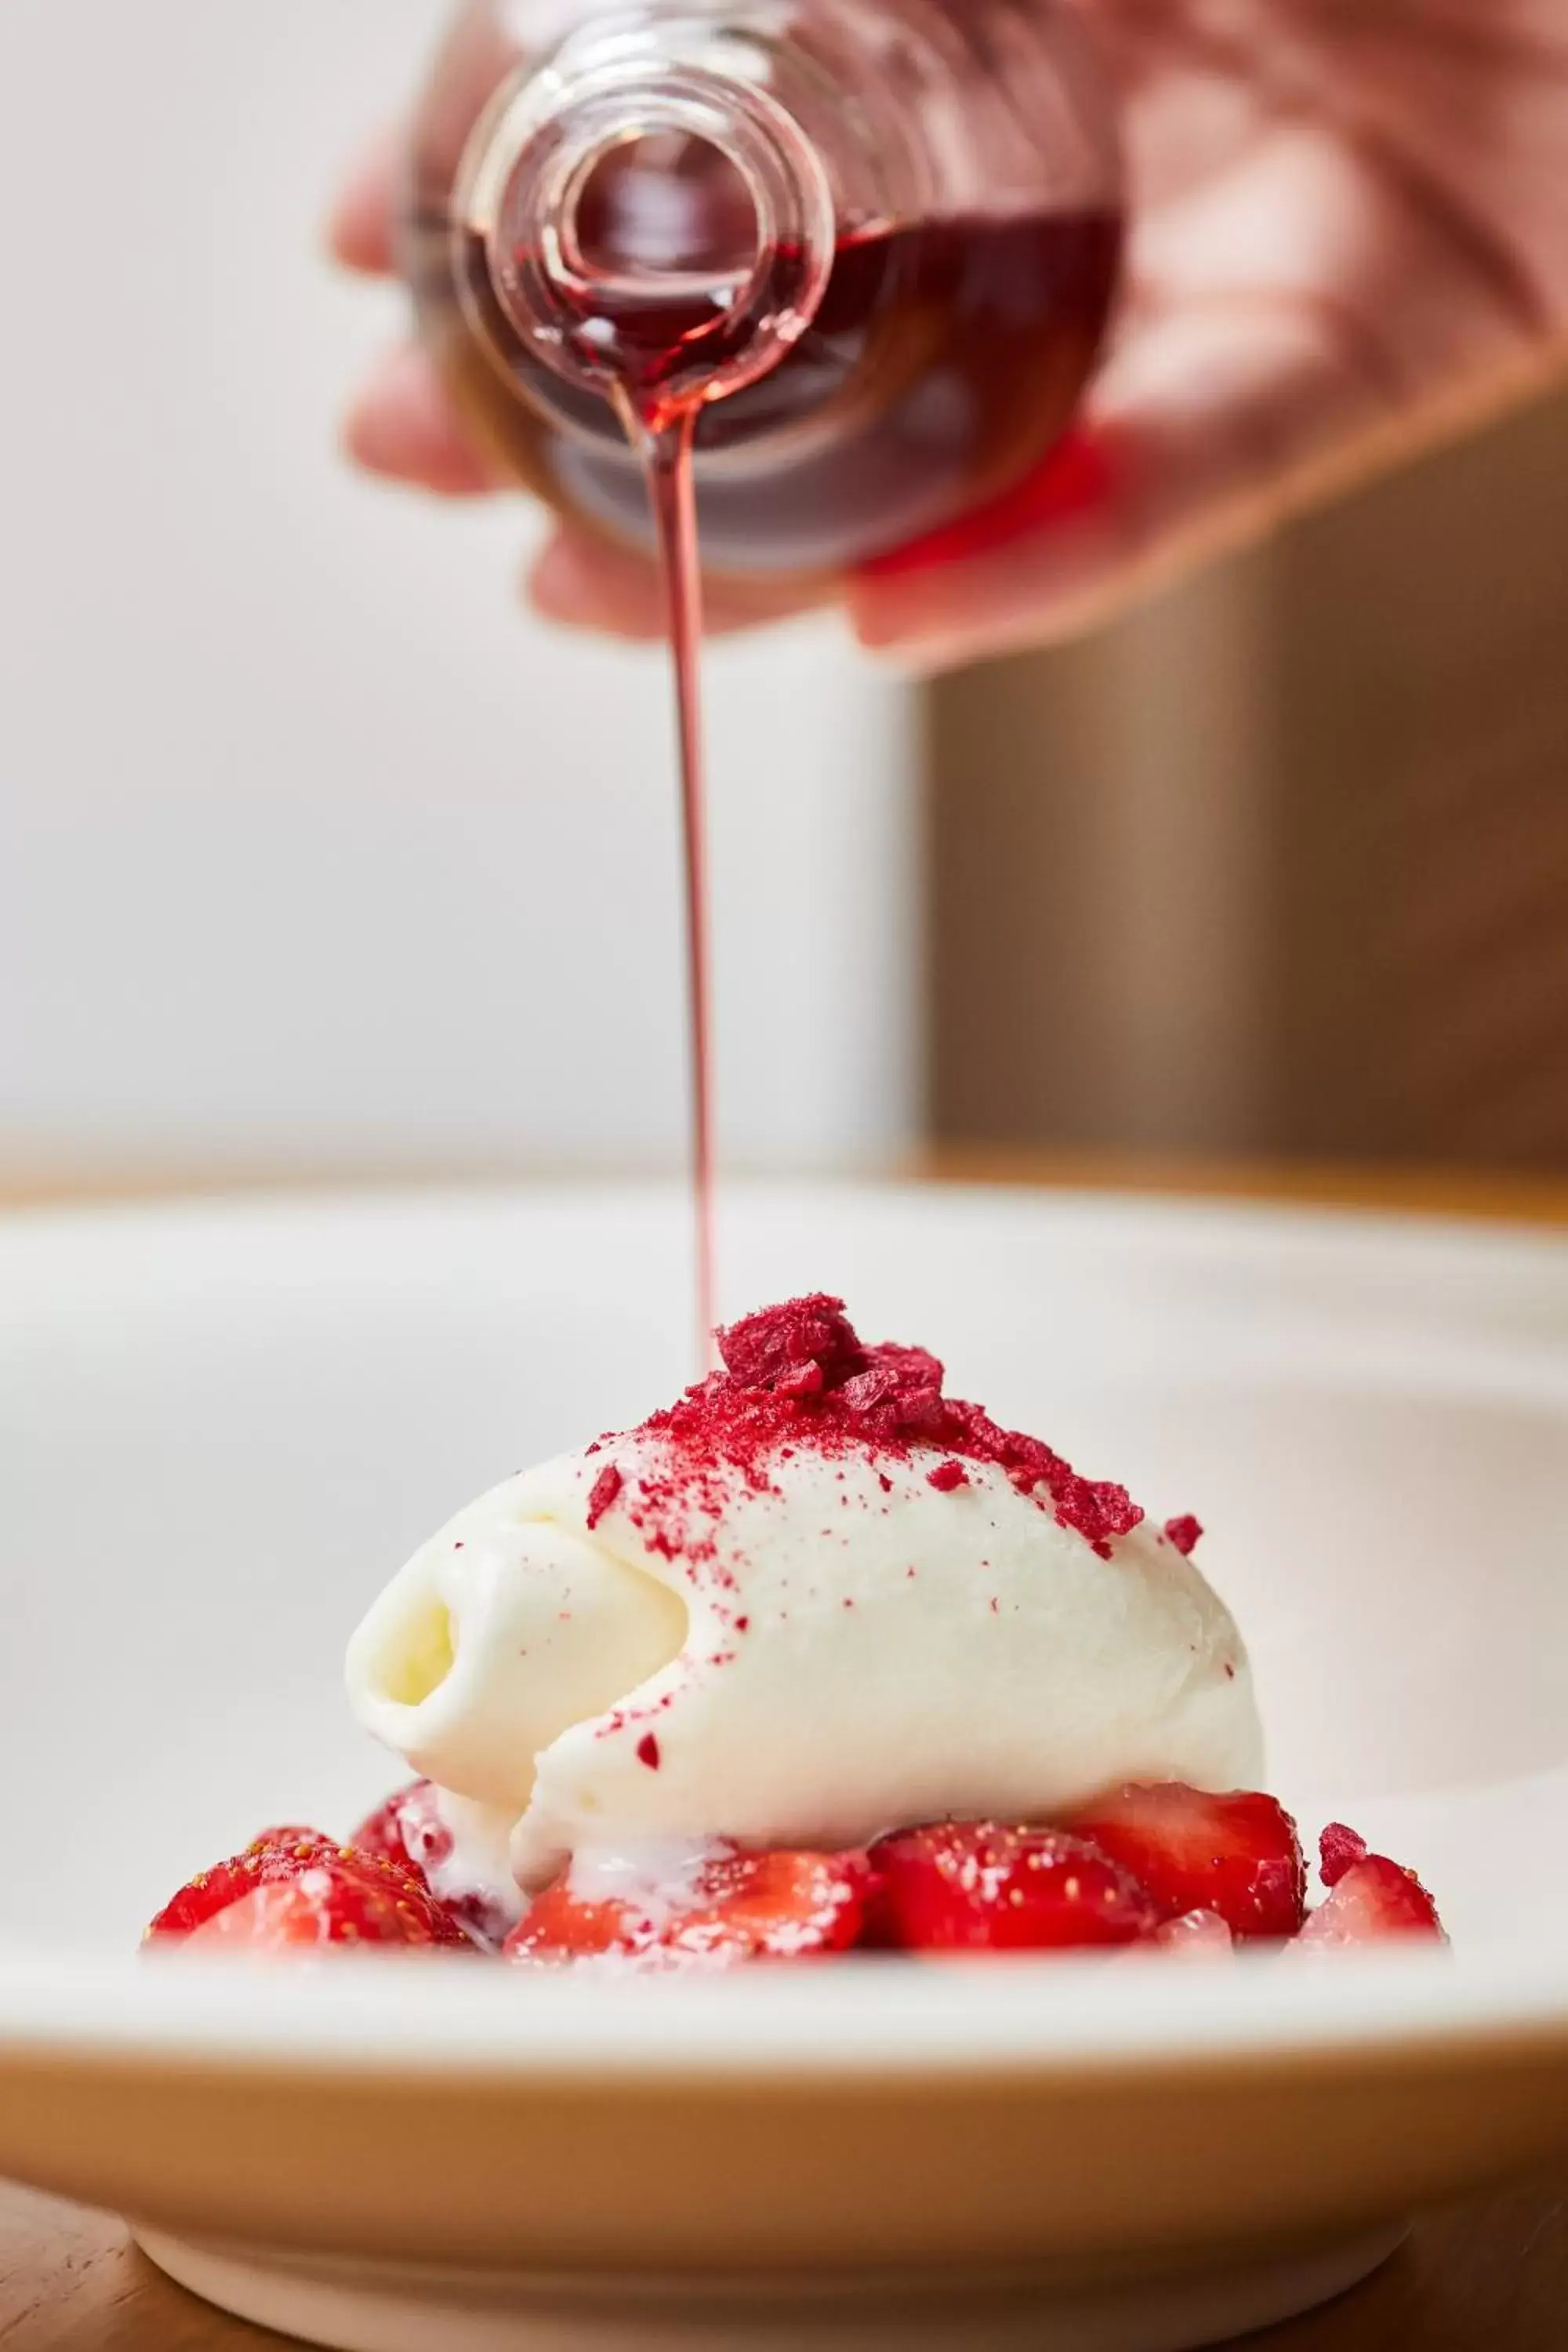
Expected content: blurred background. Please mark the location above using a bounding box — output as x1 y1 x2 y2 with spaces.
0 1 915 1190
4 2 1568 1196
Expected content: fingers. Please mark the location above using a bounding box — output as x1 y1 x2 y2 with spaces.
343 342 499 497
331 129 501 499
327 125 403 276
528 528 835 640
848 299 1393 673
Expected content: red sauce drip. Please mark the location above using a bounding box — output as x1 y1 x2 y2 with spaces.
613 1296 1143 1560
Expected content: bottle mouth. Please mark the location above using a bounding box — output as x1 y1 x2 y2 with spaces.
457 56 836 431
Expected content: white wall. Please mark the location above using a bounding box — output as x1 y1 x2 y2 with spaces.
0 2 916 1180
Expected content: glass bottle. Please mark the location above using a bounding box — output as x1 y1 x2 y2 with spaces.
401 0 1123 579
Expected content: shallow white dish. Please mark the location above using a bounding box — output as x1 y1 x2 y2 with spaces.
3 1181 1567 2352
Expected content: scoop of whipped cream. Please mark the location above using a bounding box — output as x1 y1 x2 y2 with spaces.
347 1297 1263 1896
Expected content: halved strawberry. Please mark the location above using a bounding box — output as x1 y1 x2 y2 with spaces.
1296 1853 1445 1947
352 1780 452 1885
506 1847 872 1971
352 1780 514 1950
144 1829 340 1942
183 1850 472 1951
1066 1784 1306 1940
871 1823 1160 1953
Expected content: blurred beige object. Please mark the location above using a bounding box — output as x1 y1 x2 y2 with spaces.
927 378 1568 1171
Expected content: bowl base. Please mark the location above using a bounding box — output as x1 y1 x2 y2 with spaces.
134 2222 1406 2352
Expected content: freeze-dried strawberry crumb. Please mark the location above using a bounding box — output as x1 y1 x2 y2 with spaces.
927 1461 969 1493
717 1295 866 1392
637 1733 662 1771
586 1465 623 1529
604 1298 1143 1562
1164 1515 1203 1557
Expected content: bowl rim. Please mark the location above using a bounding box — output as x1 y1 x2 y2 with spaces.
5 1179 1567 2088
1 1943 1566 2085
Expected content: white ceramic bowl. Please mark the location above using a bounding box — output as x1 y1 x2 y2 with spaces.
3 1182 1567 2352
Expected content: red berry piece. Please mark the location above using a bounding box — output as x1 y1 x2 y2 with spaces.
1296 1854 1445 1948
184 1850 473 1952
717 1295 866 1392
350 1781 514 1950
144 1829 339 1942
871 1822 1160 1954
506 1847 871 1971
351 1780 453 1886
1319 1822 1370 1888
1068 1784 1307 1941
586 1465 624 1528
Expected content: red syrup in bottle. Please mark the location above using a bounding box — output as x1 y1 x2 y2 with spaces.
402 8 1125 1359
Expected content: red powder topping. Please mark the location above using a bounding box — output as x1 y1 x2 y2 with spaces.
1319 1823 1369 1888
1163 1515 1203 1558
613 1296 1142 1562
927 1461 969 1494
718 1294 864 1392
586 1465 623 1530
636 1733 661 1771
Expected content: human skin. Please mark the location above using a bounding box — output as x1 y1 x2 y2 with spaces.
329 1 1568 672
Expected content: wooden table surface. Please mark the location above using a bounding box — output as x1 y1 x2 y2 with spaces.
3 2175 1565 2351
5 1156 1566 2348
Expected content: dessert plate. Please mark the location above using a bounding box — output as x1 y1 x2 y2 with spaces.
3 1181 1567 2352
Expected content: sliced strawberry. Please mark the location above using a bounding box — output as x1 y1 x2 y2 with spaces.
144 1824 469 1949
144 1829 341 1942
506 1847 872 1971
351 1780 514 1951
871 1823 1160 1953
1067 1784 1306 1940
1296 1854 1445 1948
352 1780 453 1885
183 1850 472 1951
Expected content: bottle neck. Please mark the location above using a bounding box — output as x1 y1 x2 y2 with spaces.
456 28 838 432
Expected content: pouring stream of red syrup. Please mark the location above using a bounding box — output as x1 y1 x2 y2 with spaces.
612 390 716 1368
641 408 715 1368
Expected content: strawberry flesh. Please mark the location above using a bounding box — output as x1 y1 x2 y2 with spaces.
1297 1853 1445 1947
147 1826 469 1950
1319 1822 1370 1888
144 1830 339 1942
1068 1783 1306 1940
183 1852 472 1951
352 1780 454 1885
352 1780 515 1949
871 1822 1160 1953
506 1846 872 1971
1155 1908 1236 1958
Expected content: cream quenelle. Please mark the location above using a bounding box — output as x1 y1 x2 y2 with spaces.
346 1297 1263 1907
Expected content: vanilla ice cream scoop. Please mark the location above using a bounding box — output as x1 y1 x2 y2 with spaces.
347 1297 1264 1892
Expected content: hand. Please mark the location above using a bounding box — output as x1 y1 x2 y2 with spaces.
330 1 1568 670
